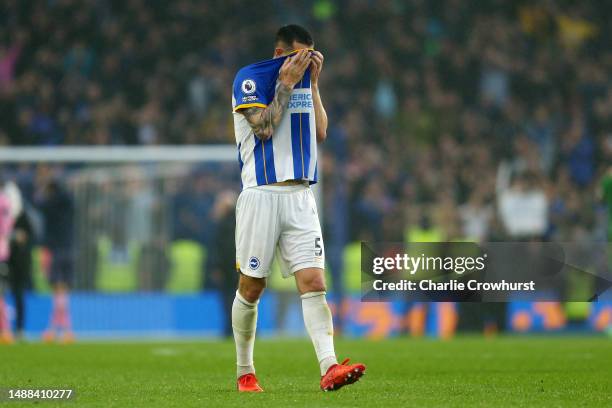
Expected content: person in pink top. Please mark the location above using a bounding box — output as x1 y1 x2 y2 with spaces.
0 43 21 93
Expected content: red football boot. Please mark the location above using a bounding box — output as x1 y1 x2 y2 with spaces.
237 373 264 392
320 358 366 391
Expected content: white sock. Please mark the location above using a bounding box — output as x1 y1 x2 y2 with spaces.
301 291 338 376
232 291 258 378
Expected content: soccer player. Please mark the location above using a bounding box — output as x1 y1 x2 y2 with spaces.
0 180 16 344
39 181 75 343
231 24 365 392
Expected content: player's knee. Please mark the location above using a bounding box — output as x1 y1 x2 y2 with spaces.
238 274 266 303
239 284 264 303
306 277 327 293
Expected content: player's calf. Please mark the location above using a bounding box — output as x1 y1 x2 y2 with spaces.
232 273 266 388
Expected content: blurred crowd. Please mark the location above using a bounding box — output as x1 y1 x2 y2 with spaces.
0 0 611 292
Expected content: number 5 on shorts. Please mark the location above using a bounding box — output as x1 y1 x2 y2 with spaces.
315 237 323 257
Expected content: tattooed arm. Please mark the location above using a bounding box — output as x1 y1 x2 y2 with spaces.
240 84 293 141
239 49 311 141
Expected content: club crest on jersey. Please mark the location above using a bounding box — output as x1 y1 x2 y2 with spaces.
241 79 256 95
248 256 260 270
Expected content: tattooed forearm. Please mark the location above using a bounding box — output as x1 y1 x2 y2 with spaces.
242 83 293 140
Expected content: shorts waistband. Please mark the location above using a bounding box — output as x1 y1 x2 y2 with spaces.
249 183 309 193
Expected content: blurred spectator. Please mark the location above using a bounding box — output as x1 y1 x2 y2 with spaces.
208 190 238 337
8 203 34 339
459 187 493 242
0 40 21 92
137 238 170 291
497 169 548 239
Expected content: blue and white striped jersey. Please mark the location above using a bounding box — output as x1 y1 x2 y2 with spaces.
232 52 318 189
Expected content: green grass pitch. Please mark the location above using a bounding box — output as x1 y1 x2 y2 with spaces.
0 337 610 407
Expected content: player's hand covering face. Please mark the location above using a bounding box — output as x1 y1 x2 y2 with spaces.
278 49 311 88
309 51 324 86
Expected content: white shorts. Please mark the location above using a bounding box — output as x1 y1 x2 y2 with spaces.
236 183 325 279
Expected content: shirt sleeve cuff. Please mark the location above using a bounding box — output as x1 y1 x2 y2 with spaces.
233 102 267 112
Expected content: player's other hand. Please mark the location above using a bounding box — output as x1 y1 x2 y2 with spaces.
310 51 324 86
279 49 311 88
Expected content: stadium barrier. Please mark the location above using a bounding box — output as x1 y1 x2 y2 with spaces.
3 293 610 339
